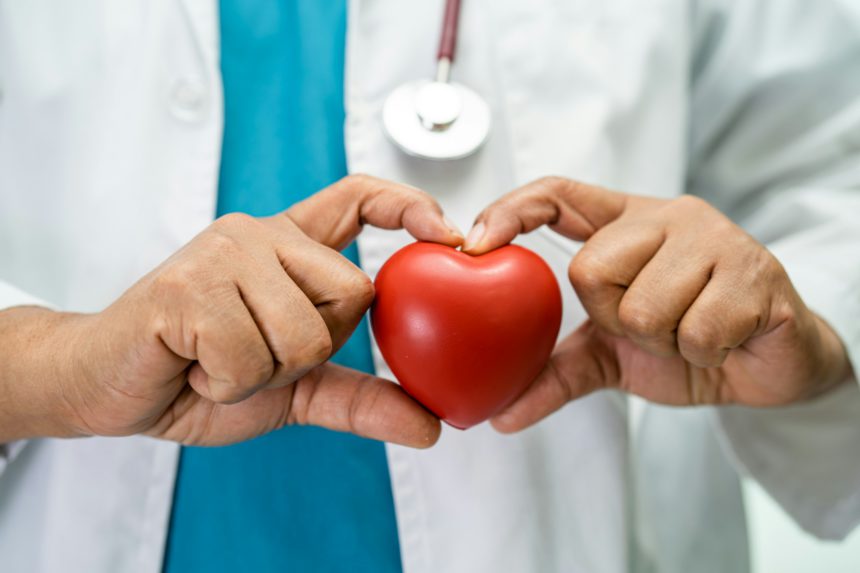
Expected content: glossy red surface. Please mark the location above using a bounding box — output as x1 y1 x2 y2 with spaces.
371 242 562 429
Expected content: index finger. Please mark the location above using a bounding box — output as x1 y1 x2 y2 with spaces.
463 176 628 255
281 174 464 251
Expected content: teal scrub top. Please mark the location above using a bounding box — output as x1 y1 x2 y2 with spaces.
161 2 403 572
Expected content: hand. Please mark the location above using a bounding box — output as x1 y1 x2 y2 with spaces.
463 177 852 432
0 175 463 447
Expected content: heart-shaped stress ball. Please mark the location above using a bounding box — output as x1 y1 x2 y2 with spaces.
371 242 562 429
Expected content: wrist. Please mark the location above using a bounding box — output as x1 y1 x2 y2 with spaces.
0 306 91 441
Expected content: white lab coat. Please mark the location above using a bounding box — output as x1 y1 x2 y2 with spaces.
1 1 860 572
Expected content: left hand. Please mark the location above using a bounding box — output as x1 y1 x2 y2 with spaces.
463 177 852 432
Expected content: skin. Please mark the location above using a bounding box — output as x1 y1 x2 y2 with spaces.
462 177 853 433
0 175 464 448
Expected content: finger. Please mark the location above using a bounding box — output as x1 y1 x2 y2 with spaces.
185 283 276 404
233 250 334 388
287 363 442 448
463 177 628 255
616 237 713 356
279 174 463 251
568 221 665 336
677 270 769 368
271 233 375 351
214 213 371 356
491 321 617 433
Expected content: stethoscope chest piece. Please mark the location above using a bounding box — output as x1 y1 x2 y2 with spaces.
383 79 490 161
382 0 490 161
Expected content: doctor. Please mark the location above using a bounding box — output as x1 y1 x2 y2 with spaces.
1 2 860 573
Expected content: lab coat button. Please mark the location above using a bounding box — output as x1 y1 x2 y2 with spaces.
169 78 208 122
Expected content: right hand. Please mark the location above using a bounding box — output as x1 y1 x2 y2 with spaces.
0 175 463 448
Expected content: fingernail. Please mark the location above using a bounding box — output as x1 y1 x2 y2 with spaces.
463 222 486 251
443 215 464 238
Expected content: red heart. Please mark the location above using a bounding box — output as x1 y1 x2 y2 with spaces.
371 242 562 429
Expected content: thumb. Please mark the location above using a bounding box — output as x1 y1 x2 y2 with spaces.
280 174 464 251
463 176 627 255
490 321 617 433
290 362 442 448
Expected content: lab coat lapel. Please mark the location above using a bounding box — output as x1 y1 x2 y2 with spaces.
177 0 220 69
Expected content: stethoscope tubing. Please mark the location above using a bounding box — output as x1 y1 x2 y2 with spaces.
438 0 462 62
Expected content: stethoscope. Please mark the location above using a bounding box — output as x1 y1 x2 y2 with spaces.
383 0 491 161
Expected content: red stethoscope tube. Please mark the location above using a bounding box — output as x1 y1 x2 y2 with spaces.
437 0 462 62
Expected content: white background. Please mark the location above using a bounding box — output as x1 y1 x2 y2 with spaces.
747 480 860 572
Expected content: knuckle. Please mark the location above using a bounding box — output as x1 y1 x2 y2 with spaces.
672 194 710 213
617 300 669 339
291 331 334 372
206 380 246 404
709 217 740 241
203 228 243 257
670 196 733 235
753 249 786 283
244 352 276 385
212 211 259 234
215 358 273 402
678 320 722 354
402 186 431 204
535 175 568 190
568 251 609 293
198 334 274 396
771 299 800 334
306 330 334 363
344 172 373 187
339 173 381 199
151 261 211 301
344 271 376 309
285 328 333 373
325 262 376 313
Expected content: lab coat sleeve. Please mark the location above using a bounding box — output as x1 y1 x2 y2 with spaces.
688 0 860 540
0 280 52 476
